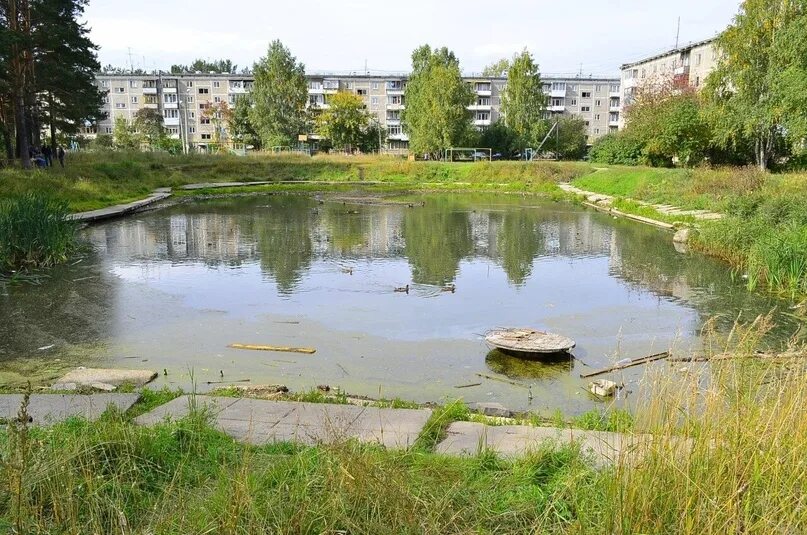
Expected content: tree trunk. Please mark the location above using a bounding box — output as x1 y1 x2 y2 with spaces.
14 94 31 169
49 93 57 152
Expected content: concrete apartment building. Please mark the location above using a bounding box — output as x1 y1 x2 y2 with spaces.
89 71 620 153
619 37 718 126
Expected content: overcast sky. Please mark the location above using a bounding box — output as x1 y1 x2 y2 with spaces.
83 0 741 76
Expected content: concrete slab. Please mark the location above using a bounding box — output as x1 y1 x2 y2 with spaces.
134 395 239 425
69 192 171 223
0 394 140 426
135 396 432 449
53 368 157 390
436 421 668 466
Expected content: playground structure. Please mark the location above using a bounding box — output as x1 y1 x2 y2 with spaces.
526 121 560 161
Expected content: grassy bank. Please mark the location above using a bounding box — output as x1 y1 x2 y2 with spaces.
0 152 591 212
573 166 807 298
2 335 805 533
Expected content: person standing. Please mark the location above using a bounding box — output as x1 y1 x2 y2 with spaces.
57 146 65 168
42 145 53 167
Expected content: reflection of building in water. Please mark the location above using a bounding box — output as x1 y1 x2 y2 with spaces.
314 207 405 258
85 214 258 265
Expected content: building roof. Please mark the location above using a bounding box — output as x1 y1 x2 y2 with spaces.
620 37 717 70
95 72 619 82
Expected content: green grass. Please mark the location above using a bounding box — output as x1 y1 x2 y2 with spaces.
3 333 805 533
0 152 592 212
0 193 78 274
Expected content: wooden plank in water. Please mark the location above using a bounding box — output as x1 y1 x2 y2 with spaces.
229 343 316 355
579 351 670 379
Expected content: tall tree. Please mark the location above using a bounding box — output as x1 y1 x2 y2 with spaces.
112 116 139 150
171 58 237 74
249 40 307 147
706 0 807 170
32 0 104 152
553 116 589 161
500 49 545 146
133 107 164 147
402 45 473 157
316 91 372 151
482 58 510 78
2 0 33 168
229 94 261 149
203 100 233 146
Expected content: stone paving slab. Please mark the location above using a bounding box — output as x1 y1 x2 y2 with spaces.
0 394 140 425
69 192 172 223
436 421 665 466
52 368 157 391
136 395 431 449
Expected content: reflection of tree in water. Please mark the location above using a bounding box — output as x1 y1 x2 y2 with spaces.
256 196 315 294
403 205 473 286
496 209 544 286
485 350 572 380
324 204 370 254
610 219 795 344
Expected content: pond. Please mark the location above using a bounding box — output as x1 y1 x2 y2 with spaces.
0 193 799 414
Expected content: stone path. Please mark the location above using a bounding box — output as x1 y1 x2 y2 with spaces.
0 394 140 425
559 183 723 222
437 421 658 467
69 190 172 223
136 395 432 449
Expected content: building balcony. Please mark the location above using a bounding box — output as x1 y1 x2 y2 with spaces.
143 87 158 95
388 132 409 141
550 89 567 98
609 120 619 127
163 87 177 94
385 119 401 126
164 117 180 126
323 81 340 93
228 85 247 94
609 90 621 98
143 103 159 109
308 86 325 94
475 89 492 97
386 103 405 110
473 119 492 127
164 102 178 109
622 78 638 89
468 104 492 111
609 106 620 112
548 105 566 112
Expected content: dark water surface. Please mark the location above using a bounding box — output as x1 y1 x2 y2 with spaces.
0 194 798 414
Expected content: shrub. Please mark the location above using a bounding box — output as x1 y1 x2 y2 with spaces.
0 193 77 273
589 132 644 165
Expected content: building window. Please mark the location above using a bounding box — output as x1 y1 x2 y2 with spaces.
187 81 194 87
115 103 126 109
104 127 113 134
131 96 138 104
388 124 402 136
116 87 125 93
386 110 400 121
189 127 195 134
213 81 220 88
371 97 379 106
595 84 602 92
189 112 195 119
100 80 110 87
357 88 367 96
475 111 490 121
477 97 490 106
610 84 619 92
101 96 109 104
164 94 177 103
551 98 563 107
610 112 620 122
585 121 590 126
200 117 211 124
164 109 179 118
695 76 700 87
568 84 577 91
581 106 590 112
371 82 379 90
595 99 601 107
345 82 353 89
595 114 600 120
388 95 403 105
581 91 591 98
129 80 138 88
214 96 221 103
551 82 566 91
570 99 577 106
187 96 194 103
198 88 209 94
201 133 211 140
386 80 403 91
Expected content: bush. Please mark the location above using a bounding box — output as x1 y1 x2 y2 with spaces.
0 193 78 273
589 132 644 165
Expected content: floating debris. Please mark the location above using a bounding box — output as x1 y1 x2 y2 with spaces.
589 379 619 397
229 343 316 355
485 328 575 355
580 351 670 378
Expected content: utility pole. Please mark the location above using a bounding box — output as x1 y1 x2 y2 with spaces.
675 17 681 49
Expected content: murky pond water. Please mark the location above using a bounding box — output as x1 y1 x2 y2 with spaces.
0 193 799 414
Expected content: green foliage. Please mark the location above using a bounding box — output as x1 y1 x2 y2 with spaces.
229 94 261 149
478 120 521 158
589 132 644 165
501 48 546 146
249 40 308 147
88 133 114 152
133 107 165 147
0 193 77 273
553 116 588 160
481 57 510 77
170 58 238 74
316 91 373 151
706 0 807 169
112 116 140 150
402 45 473 156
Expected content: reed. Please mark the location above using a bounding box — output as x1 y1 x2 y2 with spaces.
0 193 77 273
